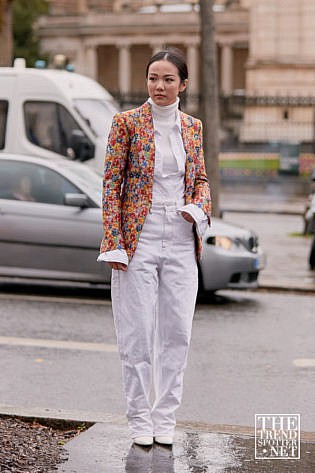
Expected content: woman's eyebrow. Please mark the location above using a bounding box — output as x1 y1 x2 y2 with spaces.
148 73 176 77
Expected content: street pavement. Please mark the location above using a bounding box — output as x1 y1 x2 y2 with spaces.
1 189 315 472
221 190 315 292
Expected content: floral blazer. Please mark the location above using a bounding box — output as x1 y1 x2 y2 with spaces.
100 101 211 261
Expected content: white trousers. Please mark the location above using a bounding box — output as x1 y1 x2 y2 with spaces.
111 201 198 438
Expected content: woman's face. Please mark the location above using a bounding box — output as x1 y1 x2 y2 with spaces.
147 59 187 106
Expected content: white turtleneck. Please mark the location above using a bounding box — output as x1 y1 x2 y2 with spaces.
148 97 186 204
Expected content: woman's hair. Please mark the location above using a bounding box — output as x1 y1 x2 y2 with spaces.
145 47 188 83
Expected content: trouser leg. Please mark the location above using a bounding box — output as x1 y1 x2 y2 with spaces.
111 250 158 438
111 204 198 438
151 211 198 436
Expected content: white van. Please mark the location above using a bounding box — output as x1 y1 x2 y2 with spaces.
0 60 118 173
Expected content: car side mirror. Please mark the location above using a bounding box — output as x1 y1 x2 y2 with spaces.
64 193 89 208
69 130 95 162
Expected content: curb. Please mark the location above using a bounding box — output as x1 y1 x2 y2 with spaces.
257 284 315 294
222 208 304 216
1 406 315 443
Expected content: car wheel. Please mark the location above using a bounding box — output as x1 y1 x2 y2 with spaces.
309 236 315 270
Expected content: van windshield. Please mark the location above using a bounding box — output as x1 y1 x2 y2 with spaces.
74 99 117 138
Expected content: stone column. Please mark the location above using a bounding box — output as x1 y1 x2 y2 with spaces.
118 44 131 96
186 43 199 112
77 0 88 14
221 43 233 96
113 0 123 13
85 45 98 80
75 40 86 74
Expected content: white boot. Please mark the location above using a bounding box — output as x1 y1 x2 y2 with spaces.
154 436 173 445
133 436 154 446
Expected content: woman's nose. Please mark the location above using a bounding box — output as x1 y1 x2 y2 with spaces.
156 80 164 90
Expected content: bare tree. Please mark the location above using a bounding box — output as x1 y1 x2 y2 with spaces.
199 0 220 217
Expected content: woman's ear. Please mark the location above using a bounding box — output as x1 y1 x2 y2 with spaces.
179 79 188 93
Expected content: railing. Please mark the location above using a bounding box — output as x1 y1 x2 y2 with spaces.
106 91 315 146
245 96 315 107
111 91 192 110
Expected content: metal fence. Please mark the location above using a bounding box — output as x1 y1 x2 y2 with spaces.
111 92 315 148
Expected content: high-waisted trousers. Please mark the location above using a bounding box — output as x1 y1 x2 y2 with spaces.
111 200 198 438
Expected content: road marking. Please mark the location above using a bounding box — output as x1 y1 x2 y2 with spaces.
293 359 315 368
0 293 111 305
0 336 118 353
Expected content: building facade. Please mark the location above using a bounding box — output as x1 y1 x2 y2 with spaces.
37 0 249 112
241 0 315 144
37 0 315 147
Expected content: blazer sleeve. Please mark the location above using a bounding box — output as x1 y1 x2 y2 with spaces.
99 112 130 253
192 120 212 222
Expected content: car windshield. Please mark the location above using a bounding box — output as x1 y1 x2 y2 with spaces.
62 162 103 205
74 99 117 137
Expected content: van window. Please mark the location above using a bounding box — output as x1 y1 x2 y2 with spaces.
24 101 93 159
0 101 8 150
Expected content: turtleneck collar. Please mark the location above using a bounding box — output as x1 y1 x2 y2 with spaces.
148 97 179 122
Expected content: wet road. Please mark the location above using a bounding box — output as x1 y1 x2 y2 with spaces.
0 287 314 434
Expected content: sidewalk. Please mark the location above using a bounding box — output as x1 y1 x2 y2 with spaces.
57 419 315 473
1 405 313 472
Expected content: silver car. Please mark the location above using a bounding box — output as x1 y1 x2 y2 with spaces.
0 154 265 292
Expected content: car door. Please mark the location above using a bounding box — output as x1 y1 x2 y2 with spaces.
0 159 110 284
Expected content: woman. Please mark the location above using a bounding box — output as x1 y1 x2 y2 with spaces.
98 48 211 447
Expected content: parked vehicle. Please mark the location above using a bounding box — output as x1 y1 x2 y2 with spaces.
0 59 118 173
0 153 265 292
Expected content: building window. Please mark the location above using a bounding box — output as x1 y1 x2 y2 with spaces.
283 109 289 120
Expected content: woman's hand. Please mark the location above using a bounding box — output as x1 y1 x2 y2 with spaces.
181 211 195 223
108 262 128 271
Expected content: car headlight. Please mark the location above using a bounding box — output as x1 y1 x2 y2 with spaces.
206 234 258 252
214 236 234 250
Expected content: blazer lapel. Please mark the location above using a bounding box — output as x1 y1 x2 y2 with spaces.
138 102 155 179
180 112 195 199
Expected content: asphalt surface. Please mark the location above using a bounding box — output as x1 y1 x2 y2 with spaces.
0 290 314 428
221 190 315 292
1 189 314 472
